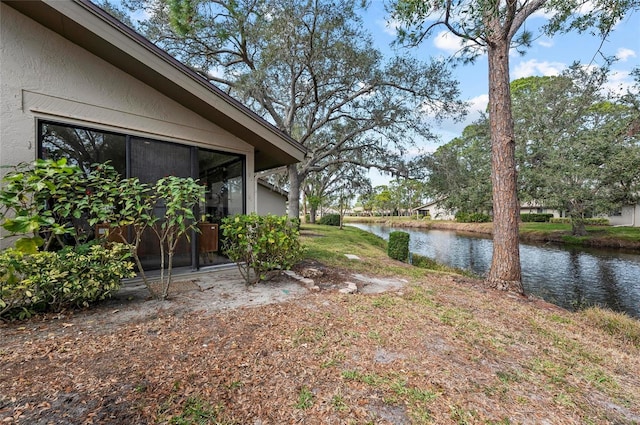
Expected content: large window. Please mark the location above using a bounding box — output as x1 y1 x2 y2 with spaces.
41 122 126 175
38 121 245 269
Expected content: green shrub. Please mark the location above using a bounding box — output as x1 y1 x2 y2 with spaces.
318 214 341 226
411 253 439 269
0 243 135 320
585 218 610 226
0 159 205 300
455 212 491 223
388 231 410 262
221 214 305 285
521 213 554 223
549 217 610 226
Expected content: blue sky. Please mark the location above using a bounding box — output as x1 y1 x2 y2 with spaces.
121 0 639 186
361 1 640 185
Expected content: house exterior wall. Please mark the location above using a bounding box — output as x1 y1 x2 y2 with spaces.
414 202 455 221
0 3 256 208
519 207 562 218
427 206 455 221
256 184 288 216
609 204 640 227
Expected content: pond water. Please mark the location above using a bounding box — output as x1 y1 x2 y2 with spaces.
350 223 640 318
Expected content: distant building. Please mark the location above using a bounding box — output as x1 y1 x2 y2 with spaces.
609 203 640 227
519 202 563 218
256 179 288 216
412 200 455 221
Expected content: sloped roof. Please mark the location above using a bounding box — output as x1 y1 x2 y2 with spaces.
3 0 306 172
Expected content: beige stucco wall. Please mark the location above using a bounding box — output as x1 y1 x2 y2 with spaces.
256 184 288 216
0 3 256 208
609 204 640 227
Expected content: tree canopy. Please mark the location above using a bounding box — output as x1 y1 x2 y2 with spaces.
390 0 639 293
113 0 466 218
422 66 640 235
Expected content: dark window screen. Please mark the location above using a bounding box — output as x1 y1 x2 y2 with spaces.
130 138 193 269
38 122 246 270
130 137 191 182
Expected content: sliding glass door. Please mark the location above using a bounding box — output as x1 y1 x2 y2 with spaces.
39 121 245 269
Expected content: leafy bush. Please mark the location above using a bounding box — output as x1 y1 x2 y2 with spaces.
388 231 409 262
411 253 438 269
549 217 610 226
221 214 305 285
0 159 123 253
585 218 610 226
521 213 554 223
0 243 134 320
0 159 205 300
455 212 491 223
318 214 341 226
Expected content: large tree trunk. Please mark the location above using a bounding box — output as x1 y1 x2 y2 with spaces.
486 39 524 295
571 218 588 236
569 202 588 236
309 205 317 223
287 164 301 219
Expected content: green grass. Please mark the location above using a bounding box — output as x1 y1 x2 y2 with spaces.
300 224 469 279
167 396 232 425
301 224 386 264
581 307 640 348
295 386 314 409
519 222 640 244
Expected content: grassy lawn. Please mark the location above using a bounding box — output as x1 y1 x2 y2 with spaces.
1 223 639 424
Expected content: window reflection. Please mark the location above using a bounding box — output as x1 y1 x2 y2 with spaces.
40 122 126 175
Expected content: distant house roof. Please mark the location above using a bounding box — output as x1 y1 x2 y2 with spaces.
412 200 443 211
3 0 306 172
257 178 288 198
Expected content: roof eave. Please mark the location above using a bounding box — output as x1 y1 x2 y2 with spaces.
3 0 306 172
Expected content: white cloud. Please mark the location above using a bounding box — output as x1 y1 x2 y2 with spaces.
603 69 638 95
576 1 597 15
538 39 554 48
433 30 467 55
616 47 637 62
381 18 401 36
531 8 554 20
429 94 489 143
468 93 489 114
512 59 566 79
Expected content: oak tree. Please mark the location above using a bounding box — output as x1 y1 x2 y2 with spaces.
116 0 465 219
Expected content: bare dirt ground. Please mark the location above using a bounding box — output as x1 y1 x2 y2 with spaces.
1 260 639 424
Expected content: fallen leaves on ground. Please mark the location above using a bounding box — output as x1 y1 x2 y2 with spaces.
1 265 639 425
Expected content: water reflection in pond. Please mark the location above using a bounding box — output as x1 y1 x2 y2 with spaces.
350 223 640 318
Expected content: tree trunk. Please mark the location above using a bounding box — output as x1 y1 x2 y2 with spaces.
486 39 524 295
309 205 317 223
571 218 588 236
568 202 587 236
287 164 300 219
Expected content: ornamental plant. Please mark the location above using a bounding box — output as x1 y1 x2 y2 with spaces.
0 160 205 302
79 175 205 299
147 176 205 299
388 231 410 262
0 158 121 253
221 214 304 285
0 242 134 320
317 213 340 226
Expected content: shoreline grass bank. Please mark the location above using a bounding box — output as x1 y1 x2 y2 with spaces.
341 216 640 250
